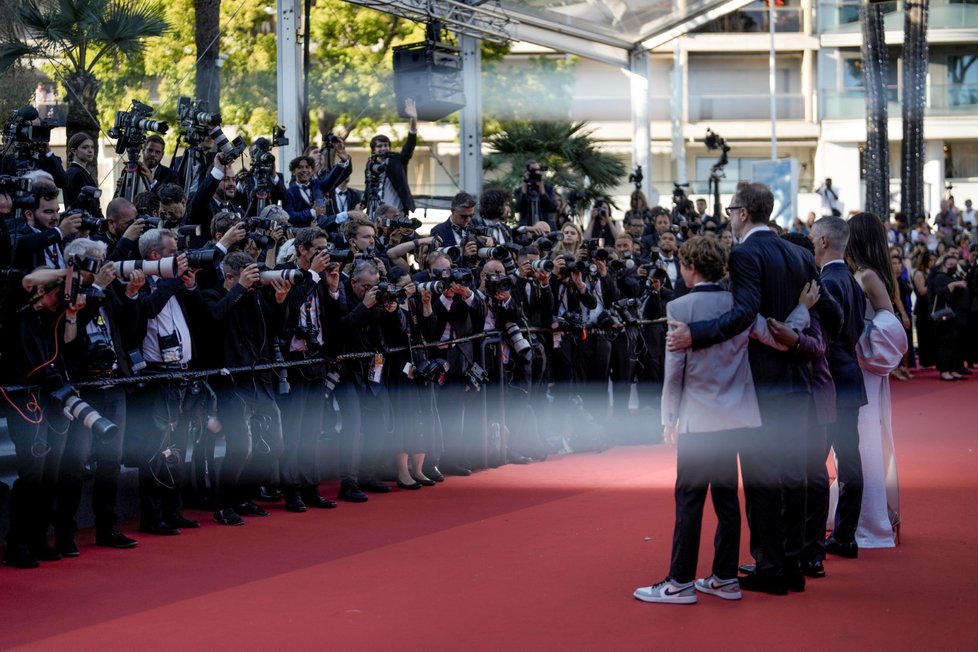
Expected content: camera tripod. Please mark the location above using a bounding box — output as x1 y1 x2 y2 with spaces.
116 143 152 203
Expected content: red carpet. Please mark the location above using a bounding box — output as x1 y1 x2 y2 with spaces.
2 371 977 651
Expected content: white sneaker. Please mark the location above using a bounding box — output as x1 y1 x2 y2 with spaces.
694 575 742 600
633 578 697 604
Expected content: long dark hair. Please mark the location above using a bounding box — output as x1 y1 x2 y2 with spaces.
846 212 896 300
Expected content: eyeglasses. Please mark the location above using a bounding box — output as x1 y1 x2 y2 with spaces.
725 205 743 217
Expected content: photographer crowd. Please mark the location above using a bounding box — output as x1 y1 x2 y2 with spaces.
0 98 699 570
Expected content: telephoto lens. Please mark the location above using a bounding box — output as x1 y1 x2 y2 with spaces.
117 257 180 281
435 245 461 259
184 249 218 269
259 269 307 285
416 280 445 295
530 259 554 273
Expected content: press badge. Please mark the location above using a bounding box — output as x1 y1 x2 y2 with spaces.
159 332 183 363
368 354 385 384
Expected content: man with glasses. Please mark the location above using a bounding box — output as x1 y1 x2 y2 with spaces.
667 182 829 596
430 191 477 252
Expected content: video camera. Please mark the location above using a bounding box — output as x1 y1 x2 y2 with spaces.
0 174 34 213
177 96 221 135
107 100 168 155
4 106 52 154
366 153 388 177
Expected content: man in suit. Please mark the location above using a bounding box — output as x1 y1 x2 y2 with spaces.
328 179 361 218
12 182 81 271
141 135 176 190
810 216 868 563
430 191 478 258
667 182 823 595
284 140 352 227
366 98 417 215
655 231 687 297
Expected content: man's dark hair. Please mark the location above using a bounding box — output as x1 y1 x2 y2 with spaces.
288 156 315 173
210 211 238 240
223 251 254 275
158 183 186 206
736 182 774 224
106 197 135 221
294 226 327 250
28 181 59 211
145 134 166 150
479 188 511 222
134 191 160 216
451 191 477 212
781 231 814 255
369 135 391 152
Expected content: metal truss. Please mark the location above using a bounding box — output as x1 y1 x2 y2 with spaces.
346 0 517 43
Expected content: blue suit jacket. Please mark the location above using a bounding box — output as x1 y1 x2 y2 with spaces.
819 261 869 408
284 163 352 227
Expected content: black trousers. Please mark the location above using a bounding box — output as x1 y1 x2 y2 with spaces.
803 420 829 564
218 379 284 507
826 406 863 545
279 366 327 490
4 394 66 550
668 428 741 583
128 381 187 528
739 392 809 575
55 386 126 541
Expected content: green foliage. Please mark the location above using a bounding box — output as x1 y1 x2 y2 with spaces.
485 120 625 200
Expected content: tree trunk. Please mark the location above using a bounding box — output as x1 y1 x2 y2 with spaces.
317 109 338 143
860 1 890 219
900 0 929 224
62 70 101 157
195 0 221 114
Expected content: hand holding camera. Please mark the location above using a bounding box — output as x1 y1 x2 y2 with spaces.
310 246 331 274
363 285 379 309
218 222 247 250
270 277 293 303
125 269 146 297
59 212 82 238
94 261 117 289
237 263 261 290
123 218 146 242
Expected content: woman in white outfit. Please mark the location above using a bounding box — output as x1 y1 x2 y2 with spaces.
844 213 908 548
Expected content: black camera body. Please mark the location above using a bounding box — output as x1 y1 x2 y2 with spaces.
375 281 407 304
380 216 422 231
4 108 52 156
177 96 221 135
485 273 513 296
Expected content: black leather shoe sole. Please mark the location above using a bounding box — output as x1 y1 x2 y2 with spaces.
739 572 788 596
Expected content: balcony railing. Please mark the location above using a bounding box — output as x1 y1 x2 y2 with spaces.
689 93 805 121
818 0 978 33
820 83 978 119
693 5 804 33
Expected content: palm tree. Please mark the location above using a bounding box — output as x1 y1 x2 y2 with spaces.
0 0 169 143
484 120 626 217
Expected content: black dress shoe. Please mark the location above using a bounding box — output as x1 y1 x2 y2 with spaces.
360 478 391 493
739 571 788 596
96 529 139 549
2 545 40 569
338 482 368 503
303 493 338 509
166 512 200 529
440 464 472 476
396 479 423 490
738 563 756 574
30 543 62 562
237 500 270 516
285 493 307 513
785 571 806 593
255 486 281 502
801 559 826 578
140 522 181 536
56 539 80 558
422 465 445 482
410 474 437 487
825 537 859 559
507 454 532 465
213 508 246 526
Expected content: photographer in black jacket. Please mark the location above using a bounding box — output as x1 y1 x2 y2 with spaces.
56 239 142 554
202 252 290 525
514 160 558 230
279 227 343 511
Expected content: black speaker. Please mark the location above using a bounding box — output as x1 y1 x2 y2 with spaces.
393 42 465 122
